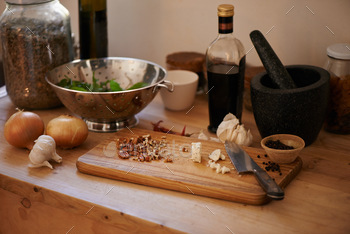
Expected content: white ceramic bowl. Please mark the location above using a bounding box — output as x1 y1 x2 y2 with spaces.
160 70 198 111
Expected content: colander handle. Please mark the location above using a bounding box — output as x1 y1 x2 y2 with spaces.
154 80 174 92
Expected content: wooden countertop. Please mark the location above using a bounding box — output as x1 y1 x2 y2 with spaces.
0 93 349 234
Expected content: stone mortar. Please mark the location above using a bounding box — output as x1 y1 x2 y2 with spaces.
250 65 330 146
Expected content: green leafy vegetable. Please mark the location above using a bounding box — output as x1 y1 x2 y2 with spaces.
127 82 148 90
109 80 123 91
57 73 148 92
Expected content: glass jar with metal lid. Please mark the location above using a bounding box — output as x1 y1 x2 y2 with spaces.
0 0 74 109
324 43 350 134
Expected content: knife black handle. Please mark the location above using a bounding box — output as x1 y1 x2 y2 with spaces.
253 168 284 200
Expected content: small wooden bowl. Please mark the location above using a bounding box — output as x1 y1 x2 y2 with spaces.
261 134 305 164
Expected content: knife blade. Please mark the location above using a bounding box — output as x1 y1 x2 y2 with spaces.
224 141 284 200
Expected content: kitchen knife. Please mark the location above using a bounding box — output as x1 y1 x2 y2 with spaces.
225 141 284 200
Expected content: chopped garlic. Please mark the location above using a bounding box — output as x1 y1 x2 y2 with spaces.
215 164 222 173
220 153 226 160
208 159 230 174
206 149 230 174
211 161 221 170
209 149 221 162
208 159 215 168
220 166 230 174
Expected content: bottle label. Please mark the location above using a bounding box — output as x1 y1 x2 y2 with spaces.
219 22 233 31
219 17 233 34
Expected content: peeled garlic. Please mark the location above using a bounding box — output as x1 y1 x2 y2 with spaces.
29 135 62 169
197 130 209 140
217 113 253 146
220 166 231 174
207 152 230 174
209 149 221 162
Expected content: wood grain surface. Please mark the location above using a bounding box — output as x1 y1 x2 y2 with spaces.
1 93 349 234
77 128 302 205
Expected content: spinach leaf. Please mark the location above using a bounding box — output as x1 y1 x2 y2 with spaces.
71 86 88 91
57 74 148 93
109 80 123 91
127 82 148 90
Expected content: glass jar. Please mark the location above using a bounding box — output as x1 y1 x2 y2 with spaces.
324 43 350 134
0 0 74 109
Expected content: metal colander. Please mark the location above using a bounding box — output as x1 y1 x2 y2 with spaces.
46 57 172 132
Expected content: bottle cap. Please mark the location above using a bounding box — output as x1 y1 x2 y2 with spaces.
218 4 234 17
327 43 350 60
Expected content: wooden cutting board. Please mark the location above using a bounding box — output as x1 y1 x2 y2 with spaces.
76 128 302 205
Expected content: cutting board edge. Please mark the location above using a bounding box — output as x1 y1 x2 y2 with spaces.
278 157 303 189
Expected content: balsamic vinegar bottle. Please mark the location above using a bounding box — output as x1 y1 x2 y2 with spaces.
206 4 246 133
79 0 108 59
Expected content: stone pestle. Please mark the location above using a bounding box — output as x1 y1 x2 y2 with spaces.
250 30 297 89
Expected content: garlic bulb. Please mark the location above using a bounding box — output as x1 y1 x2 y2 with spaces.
29 135 62 169
217 113 240 142
231 124 253 146
217 113 253 146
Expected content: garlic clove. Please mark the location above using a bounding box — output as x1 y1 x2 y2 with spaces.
220 153 226 160
198 130 209 140
220 166 230 174
52 152 62 163
215 164 222 173
209 149 221 162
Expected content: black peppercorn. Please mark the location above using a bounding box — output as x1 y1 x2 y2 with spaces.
265 139 295 150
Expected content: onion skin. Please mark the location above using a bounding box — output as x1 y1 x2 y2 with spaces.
4 110 45 150
46 115 89 149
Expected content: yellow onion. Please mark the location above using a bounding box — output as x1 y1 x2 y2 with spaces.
46 115 89 149
4 109 45 149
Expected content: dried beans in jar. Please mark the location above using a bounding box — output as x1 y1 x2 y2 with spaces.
0 0 74 109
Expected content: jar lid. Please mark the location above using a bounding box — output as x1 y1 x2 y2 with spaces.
327 43 350 60
218 4 234 17
5 0 52 4
166 52 205 73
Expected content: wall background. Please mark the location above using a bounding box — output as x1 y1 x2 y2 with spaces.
2 0 350 68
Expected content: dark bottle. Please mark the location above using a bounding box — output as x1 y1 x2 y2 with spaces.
79 0 108 59
206 4 246 133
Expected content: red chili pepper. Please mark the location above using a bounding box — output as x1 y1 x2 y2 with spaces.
151 120 187 136
181 125 186 136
